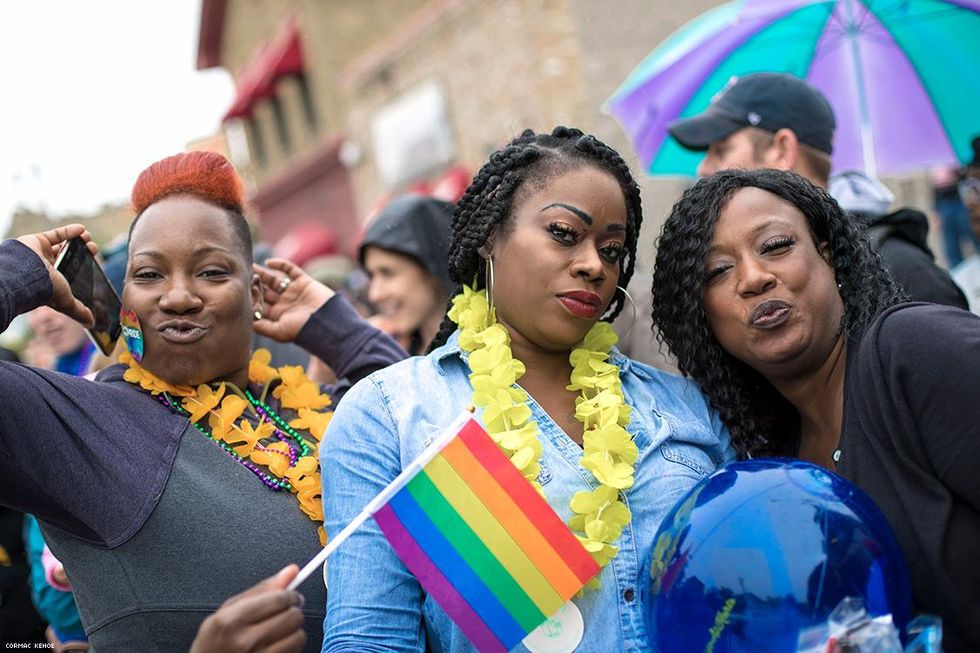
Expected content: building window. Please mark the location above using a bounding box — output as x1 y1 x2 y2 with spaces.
296 72 318 133
269 95 291 154
247 117 268 168
371 81 454 188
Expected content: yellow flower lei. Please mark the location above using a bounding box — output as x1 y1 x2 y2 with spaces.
120 349 330 545
448 285 637 584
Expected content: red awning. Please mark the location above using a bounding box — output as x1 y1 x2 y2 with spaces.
271 223 338 266
223 17 304 121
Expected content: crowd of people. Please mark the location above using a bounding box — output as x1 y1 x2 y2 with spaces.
0 74 978 653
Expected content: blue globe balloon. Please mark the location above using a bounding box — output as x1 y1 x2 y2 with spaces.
644 459 911 652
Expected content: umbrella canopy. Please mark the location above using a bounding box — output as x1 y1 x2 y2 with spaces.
607 0 980 177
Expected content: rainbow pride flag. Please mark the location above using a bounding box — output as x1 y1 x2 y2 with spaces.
373 415 601 653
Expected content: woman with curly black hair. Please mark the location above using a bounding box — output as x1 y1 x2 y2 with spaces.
652 168 980 653
321 127 731 652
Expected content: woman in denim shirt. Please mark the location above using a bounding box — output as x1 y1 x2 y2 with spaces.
321 128 733 652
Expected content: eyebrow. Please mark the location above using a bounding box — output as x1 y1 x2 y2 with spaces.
131 246 235 260
541 203 626 233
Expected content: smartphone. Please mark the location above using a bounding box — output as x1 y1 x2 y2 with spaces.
53 237 122 356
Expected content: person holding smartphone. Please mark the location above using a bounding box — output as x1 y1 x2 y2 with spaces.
0 151 406 651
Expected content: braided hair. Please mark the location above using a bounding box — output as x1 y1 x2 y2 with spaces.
651 169 905 458
428 126 643 351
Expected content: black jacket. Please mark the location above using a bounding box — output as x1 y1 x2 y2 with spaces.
839 304 980 652
864 208 968 309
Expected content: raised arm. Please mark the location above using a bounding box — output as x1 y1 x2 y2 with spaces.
0 228 135 541
2 225 98 331
2 231 90 336
254 258 407 389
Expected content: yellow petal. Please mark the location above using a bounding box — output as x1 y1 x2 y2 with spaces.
289 408 332 440
280 382 331 411
183 383 225 424
249 348 277 384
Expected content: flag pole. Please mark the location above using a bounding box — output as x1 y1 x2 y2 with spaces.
288 407 476 590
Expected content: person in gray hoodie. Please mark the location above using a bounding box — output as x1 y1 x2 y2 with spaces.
359 195 454 354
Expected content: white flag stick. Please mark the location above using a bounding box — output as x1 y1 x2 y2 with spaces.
288 408 475 590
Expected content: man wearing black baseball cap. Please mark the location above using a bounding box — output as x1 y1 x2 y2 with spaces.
670 72 836 186
669 71 967 309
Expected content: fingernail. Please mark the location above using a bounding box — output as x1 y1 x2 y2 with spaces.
295 592 305 608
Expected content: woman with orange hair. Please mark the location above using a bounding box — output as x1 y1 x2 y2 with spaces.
0 151 406 652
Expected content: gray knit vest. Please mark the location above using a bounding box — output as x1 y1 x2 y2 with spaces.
42 427 326 652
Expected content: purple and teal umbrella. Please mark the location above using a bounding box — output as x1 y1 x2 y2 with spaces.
607 0 980 177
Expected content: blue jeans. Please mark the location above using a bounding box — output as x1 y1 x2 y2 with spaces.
936 195 978 268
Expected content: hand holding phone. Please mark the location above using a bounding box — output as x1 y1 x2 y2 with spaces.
16 224 98 327
53 236 123 356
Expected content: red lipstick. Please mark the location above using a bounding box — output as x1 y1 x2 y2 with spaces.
558 291 603 319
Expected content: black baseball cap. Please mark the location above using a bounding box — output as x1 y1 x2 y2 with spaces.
968 135 980 168
668 72 836 155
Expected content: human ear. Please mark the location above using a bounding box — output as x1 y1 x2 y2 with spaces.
250 273 263 314
477 229 497 260
818 241 833 265
769 128 800 172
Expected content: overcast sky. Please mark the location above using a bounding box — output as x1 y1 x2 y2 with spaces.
0 1 234 235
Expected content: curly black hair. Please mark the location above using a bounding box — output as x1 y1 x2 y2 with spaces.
428 126 643 351
651 169 905 458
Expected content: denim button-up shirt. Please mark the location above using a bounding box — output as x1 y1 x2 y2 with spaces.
321 332 733 652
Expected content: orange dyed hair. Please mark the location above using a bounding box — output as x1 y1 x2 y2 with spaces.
131 151 245 216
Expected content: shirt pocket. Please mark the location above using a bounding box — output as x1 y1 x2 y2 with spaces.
660 442 714 477
653 406 720 478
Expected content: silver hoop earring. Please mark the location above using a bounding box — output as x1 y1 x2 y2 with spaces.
485 256 495 318
612 285 637 342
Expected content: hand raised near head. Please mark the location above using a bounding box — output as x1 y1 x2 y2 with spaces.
16 224 97 327
252 258 335 343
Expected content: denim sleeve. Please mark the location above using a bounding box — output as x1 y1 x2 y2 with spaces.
321 375 426 653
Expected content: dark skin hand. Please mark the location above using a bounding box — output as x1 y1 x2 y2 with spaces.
189 565 307 653
253 258 334 343
16 224 97 327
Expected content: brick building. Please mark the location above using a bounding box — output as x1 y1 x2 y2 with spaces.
196 0 724 361
196 0 719 251
197 0 943 366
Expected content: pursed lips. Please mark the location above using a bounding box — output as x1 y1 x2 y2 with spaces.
156 319 209 344
748 299 792 329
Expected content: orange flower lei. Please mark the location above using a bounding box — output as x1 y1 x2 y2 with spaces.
120 349 330 545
